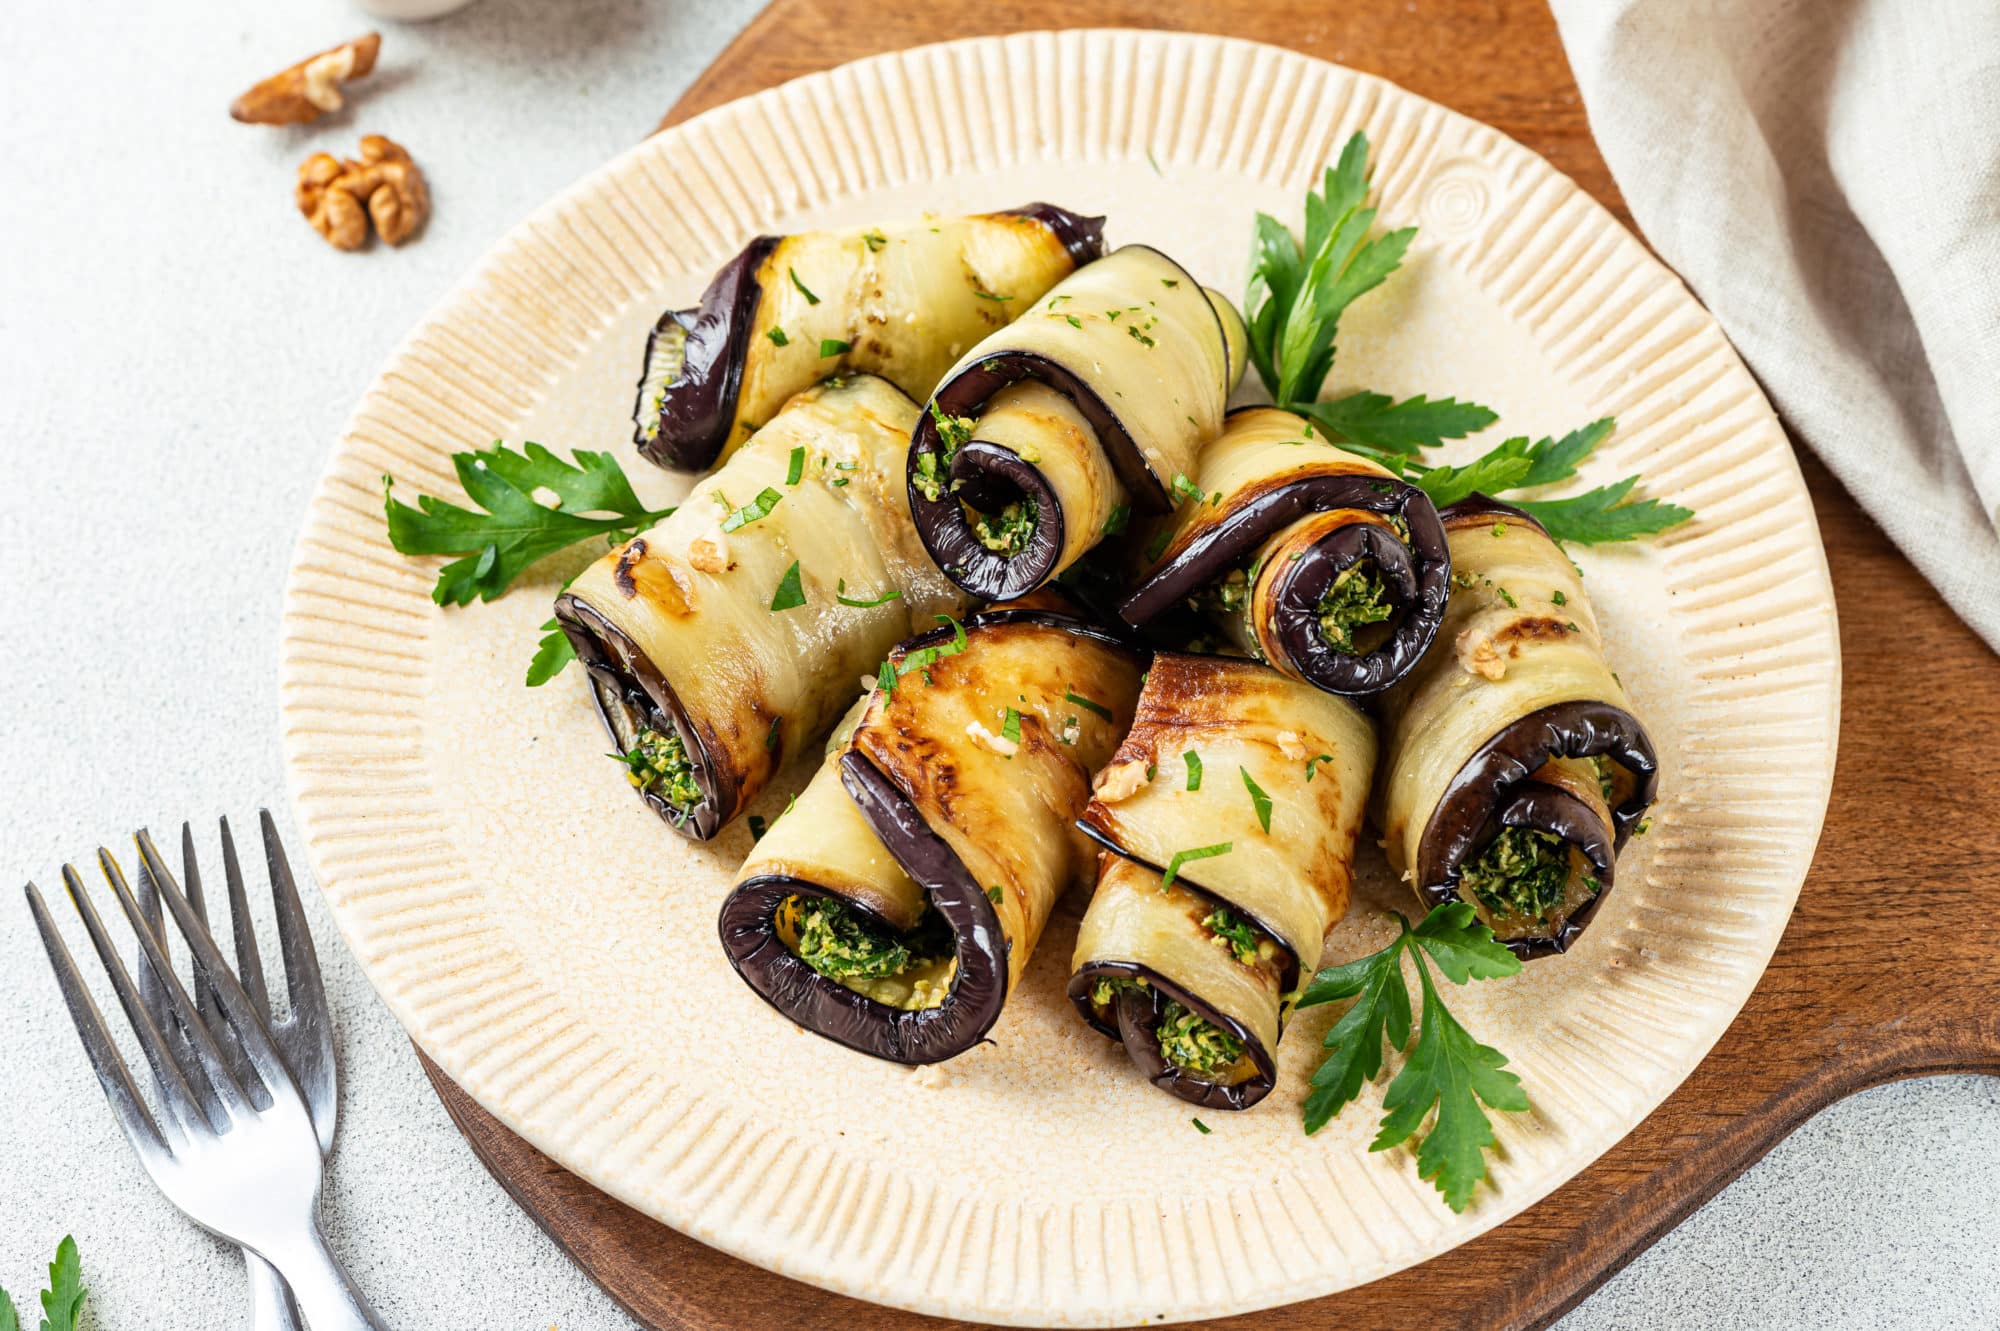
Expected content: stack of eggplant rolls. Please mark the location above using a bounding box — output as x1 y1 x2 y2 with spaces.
557 206 1661 1110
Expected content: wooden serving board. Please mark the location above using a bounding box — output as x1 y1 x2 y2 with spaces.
416 1 2000 1326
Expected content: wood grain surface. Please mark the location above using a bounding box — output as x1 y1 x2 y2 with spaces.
417 1 2000 1326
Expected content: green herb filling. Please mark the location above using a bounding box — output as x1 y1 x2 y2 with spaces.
1155 1000 1247 1078
616 727 701 813
793 896 954 983
969 499 1038 556
1459 827 1574 922
1314 560 1395 654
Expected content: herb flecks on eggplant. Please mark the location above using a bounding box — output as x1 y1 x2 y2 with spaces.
1375 496 1659 957
1119 408 1451 700
559 376 970 841
633 207 1105 472
722 598 1144 1064
1070 653 1375 1109
908 247 1247 602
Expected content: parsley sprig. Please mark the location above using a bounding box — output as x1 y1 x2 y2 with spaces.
1297 904 1526 1212
384 442 676 686
0 1236 84 1331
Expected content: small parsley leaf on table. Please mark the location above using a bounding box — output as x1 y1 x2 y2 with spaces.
525 618 576 687
34 1236 84 1331
0 1286 15 1331
1296 903 1526 1212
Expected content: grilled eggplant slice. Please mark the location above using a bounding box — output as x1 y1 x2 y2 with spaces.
1375 495 1659 957
1118 407 1450 699
720 599 1144 1064
1070 653 1374 1108
908 246 1249 601
557 375 969 840
633 206 1104 471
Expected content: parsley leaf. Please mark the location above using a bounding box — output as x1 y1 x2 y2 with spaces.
1065 689 1113 722
1184 750 1203 791
1512 477 1695 544
1240 767 1274 833
1296 904 1525 1212
819 337 851 357
1305 753 1335 781
769 560 806 611
766 326 789 347
0 1287 14 1331
36 1237 84 1331
384 443 675 606
786 446 805 485
721 486 784 532
1415 439 1537 507
788 267 819 304
1001 707 1022 743
1102 504 1131 536
834 579 901 608
1305 392 1497 455
525 617 576 687
1160 842 1232 890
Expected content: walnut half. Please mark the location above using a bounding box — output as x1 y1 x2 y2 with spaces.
296 136 430 251
231 33 381 126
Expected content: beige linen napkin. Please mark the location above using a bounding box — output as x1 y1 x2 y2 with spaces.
1548 0 2000 649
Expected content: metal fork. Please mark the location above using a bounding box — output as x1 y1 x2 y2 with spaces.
134 815 336 1331
25 825 386 1330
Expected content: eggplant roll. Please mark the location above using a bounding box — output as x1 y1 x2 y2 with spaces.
1375 496 1660 957
556 375 969 840
1117 407 1451 699
1070 653 1374 1109
907 245 1250 601
632 206 1104 471
720 600 1145 1064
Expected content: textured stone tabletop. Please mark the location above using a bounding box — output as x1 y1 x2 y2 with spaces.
1 1 1994 1327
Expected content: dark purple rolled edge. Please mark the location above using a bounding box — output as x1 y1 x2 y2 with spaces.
1064 963 1277 1111
907 244 1222 599
633 205 1105 474
716 597 1138 1065
1117 454 1452 698
552 589 731 842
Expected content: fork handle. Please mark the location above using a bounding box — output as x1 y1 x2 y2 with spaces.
247 1249 306 1331
259 1222 387 1331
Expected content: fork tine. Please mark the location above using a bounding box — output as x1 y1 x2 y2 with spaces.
261 810 326 1032
25 882 172 1160
178 822 225 1027
220 816 272 1019
134 831 303 1115
132 835 177 1046
62 861 216 1137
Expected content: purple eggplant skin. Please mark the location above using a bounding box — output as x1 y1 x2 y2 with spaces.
553 590 730 841
633 205 1106 474
718 753 1010 1065
1064 962 1277 1111
1413 495 1662 960
1117 451 1452 698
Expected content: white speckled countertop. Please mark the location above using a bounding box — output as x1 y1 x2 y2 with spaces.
1 2 1994 1326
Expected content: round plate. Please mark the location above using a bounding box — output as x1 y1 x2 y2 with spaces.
281 29 1839 1327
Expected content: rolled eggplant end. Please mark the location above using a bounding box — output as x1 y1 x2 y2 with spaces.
1066 962 1277 1111
552 591 729 840
1002 202 1109 267
1419 699 1661 958
631 234 780 472
1264 503 1451 697
907 431 1067 600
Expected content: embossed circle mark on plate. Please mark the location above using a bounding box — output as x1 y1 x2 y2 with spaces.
281 29 1838 1327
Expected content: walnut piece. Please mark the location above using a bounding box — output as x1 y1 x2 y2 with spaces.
295 136 430 251
231 33 381 126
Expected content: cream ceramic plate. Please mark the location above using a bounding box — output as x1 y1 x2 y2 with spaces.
281 30 1839 1326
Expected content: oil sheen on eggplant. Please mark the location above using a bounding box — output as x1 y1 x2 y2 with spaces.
632 206 1105 471
1118 407 1451 699
557 375 969 840
907 246 1249 602
720 597 1145 1065
1374 495 1660 957
1070 652 1375 1108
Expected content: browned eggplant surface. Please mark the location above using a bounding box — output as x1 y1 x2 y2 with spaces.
720 598 1144 1064
907 246 1249 601
1375 496 1659 957
1071 652 1374 1108
1118 407 1450 700
558 375 969 840
633 206 1104 471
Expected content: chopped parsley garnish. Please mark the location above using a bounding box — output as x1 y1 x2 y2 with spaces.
819 337 851 357
835 579 901 608
721 486 784 532
1183 750 1203 791
765 715 782 752
1552 589 1567 606
987 884 1005 904
1061 313 1082 329
1102 504 1131 536
766 326 790 347
786 446 805 485
1496 586 1518 608
769 560 806 611
1064 689 1112 722
862 229 887 252
1192 1117 1211 1134
788 267 820 304
1240 767 1273 833
1000 707 1022 743
1170 471 1205 505
1160 842 1232 890
1305 753 1335 781
1144 527 1172 562
974 289 1012 302
1298 903 1525 1211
